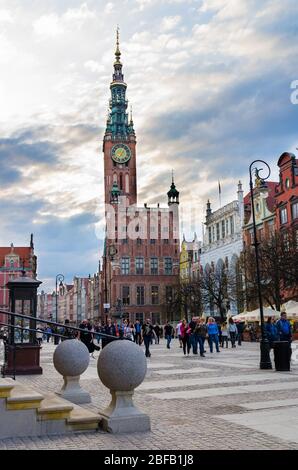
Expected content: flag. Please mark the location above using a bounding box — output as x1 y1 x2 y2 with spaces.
218 180 221 195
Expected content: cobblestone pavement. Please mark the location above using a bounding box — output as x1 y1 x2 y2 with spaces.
0 338 298 450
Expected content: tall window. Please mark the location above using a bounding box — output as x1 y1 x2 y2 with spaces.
150 257 158 275
280 207 288 225
165 286 173 303
122 286 130 305
136 286 145 305
151 286 159 305
292 202 298 220
216 223 220 240
208 227 212 244
135 257 144 275
221 220 225 238
226 219 229 236
164 257 173 275
230 216 234 235
121 257 130 275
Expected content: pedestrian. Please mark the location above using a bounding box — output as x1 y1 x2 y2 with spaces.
227 317 237 348
217 321 222 346
45 325 52 343
61 319 76 341
188 316 198 355
123 320 133 340
207 317 220 353
221 322 229 348
141 318 154 357
36 327 43 346
102 318 116 349
265 317 279 349
154 324 161 344
134 320 142 345
236 321 245 346
194 318 207 357
164 321 174 349
79 319 100 358
176 320 183 348
276 311 292 358
180 319 191 356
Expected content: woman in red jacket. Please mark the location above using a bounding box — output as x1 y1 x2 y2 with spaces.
180 319 191 356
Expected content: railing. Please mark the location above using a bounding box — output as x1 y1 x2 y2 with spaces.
0 309 119 380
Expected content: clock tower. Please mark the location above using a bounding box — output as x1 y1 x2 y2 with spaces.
103 29 137 206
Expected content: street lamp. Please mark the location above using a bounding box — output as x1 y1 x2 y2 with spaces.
249 160 272 370
55 274 64 323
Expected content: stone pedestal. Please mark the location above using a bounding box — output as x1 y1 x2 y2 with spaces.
53 339 91 405
100 390 150 433
57 375 91 405
97 340 150 434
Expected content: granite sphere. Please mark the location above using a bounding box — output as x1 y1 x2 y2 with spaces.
53 339 90 377
97 340 147 391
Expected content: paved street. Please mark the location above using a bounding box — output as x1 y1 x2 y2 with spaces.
1 339 298 450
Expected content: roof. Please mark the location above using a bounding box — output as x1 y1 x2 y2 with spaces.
0 247 32 268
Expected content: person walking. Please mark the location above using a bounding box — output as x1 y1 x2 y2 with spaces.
265 317 279 349
221 322 229 348
236 321 245 346
227 317 237 348
276 311 292 359
207 317 220 353
142 318 154 357
176 320 183 348
154 324 161 344
123 320 133 341
188 317 198 355
102 318 116 349
134 320 142 345
79 320 95 358
164 321 174 349
180 319 191 356
195 318 207 357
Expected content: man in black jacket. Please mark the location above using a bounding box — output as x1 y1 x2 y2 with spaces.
164 321 174 349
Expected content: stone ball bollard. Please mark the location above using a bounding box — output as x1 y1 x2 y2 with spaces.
53 339 91 404
97 339 150 433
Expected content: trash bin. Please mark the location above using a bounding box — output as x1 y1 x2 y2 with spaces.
273 341 291 371
54 335 60 345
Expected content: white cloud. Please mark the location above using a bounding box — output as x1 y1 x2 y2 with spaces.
0 9 13 23
34 14 64 37
34 3 96 38
104 2 114 14
161 15 181 32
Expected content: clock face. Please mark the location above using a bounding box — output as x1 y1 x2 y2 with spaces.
111 144 131 164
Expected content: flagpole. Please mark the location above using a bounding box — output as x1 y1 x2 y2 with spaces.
218 181 222 208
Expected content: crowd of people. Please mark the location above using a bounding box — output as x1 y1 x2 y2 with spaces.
26 311 293 360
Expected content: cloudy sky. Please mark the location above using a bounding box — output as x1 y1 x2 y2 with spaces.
0 0 297 291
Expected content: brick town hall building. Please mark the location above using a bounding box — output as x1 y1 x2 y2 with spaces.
102 32 180 324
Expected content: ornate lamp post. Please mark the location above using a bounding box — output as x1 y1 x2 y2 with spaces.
55 274 65 323
249 160 272 370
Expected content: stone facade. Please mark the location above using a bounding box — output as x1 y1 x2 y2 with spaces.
200 183 244 315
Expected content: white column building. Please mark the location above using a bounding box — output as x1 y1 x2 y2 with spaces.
200 182 244 315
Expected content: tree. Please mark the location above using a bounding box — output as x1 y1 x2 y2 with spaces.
200 261 237 320
161 281 202 323
241 228 298 311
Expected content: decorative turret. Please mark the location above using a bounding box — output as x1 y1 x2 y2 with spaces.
167 172 179 206
206 200 212 218
105 27 133 139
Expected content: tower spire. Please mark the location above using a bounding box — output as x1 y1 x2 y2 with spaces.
115 26 121 64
